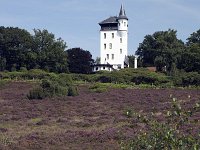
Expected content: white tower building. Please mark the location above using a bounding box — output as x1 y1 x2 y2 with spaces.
94 4 129 71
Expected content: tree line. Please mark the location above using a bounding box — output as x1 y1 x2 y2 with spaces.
0 26 93 73
1 26 200 75
135 29 200 75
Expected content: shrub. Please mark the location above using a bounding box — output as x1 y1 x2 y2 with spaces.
121 98 200 149
173 71 200 87
57 73 73 86
96 75 112 83
89 83 108 93
92 68 171 87
27 87 44 100
40 79 68 97
27 75 76 99
67 86 78 96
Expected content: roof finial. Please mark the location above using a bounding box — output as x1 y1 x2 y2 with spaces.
119 4 125 16
118 3 128 20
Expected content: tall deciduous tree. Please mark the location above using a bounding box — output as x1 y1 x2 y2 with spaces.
135 29 185 73
0 26 33 71
32 29 68 73
0 27 68 73
178 29 200 73
67 48 94 74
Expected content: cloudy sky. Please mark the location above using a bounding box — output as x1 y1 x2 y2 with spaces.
0 0 200 58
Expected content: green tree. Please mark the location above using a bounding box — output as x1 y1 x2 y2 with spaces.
67 48 94 74
178 29 200 73
154 56 166 72
0 26 33 71
32 29 68 73
128 55 135 68
135 29 185 73
187 29 200 45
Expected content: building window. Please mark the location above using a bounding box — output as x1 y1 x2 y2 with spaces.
104 44 106 49
120 49 122 54
96 67 98 71
107 54 109 60
124 22 126 27
112 54 114 60
120 38 122 43
109 43 112 49
103 67 105 70
104 33 106 39
112 33 114 38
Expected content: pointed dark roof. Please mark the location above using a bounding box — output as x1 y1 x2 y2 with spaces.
99 16 118 25
118 4 128 20
99 4 128 27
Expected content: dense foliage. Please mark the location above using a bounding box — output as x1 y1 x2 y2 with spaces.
136 29 185 73
27 73 78 99
67 48 94 74
0 27 68 73
136 29 200 74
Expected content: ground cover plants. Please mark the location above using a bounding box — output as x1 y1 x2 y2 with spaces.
0 81 200 149
121 98 200 149
0 68 200 149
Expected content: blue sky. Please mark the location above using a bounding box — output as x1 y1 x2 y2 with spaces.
0 0 200 59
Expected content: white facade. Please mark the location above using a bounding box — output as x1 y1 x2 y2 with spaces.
98 5 129 70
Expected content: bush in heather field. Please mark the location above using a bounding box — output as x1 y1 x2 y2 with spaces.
121 98 200 149
27 87 45 99
67 86 78 96
94 68 172 86
173 71 200 87
27 74 78 99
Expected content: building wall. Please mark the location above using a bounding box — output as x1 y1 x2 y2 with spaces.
93 66 113 72
100 26 128 70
